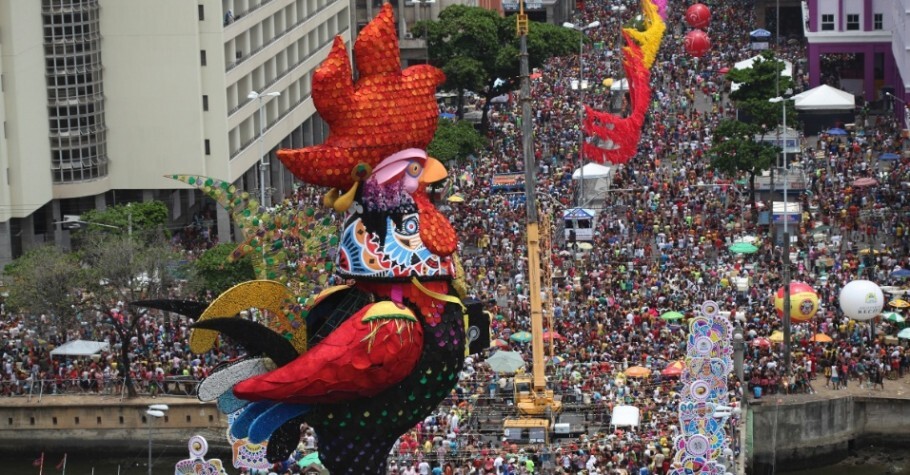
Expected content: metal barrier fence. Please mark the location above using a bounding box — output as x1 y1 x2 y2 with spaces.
3 377 201 402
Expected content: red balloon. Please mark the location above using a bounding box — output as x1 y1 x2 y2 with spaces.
685 3 711 29
684 29 711 57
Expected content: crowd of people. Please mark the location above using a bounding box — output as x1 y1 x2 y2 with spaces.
2 0 910 474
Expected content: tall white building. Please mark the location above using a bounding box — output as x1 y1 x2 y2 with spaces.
0 0 351 265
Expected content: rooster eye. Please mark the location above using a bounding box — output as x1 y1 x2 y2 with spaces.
399 215 419 236
406 161 422 178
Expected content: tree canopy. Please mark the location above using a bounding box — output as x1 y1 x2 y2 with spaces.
4 245 88 333
428 118 488 163
422 6 578 130
727 50 796 130
80 201 170 242
188 242 256 298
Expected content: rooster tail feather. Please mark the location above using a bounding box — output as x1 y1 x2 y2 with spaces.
191 318 298 367
129 300 209 321
198 357 275 402
248 403 312 444
266 415 310 462
218 391 249 414
230 402 275 440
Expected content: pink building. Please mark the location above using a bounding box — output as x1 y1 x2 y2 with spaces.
803 0 910 109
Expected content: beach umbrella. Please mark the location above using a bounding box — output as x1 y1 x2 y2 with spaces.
446 194 465 203
810 333 833 343
752 337 771 348
510 331 532 343
660 311 685 321
889 299 910 308
852 177 878 187
660 360 686 377
826 128 848 136
858 248 881 255
898 328 910 339
491 338 509 349
769 330 785 342
883 312 905 323
891 268 910 279
879 152 900 161
624 366 651 378
729 242 758 254
486 350 526 373
718 66 730 74
542 330 565 341
547 355 565 365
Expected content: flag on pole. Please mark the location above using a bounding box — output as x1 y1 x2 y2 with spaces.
56 453 67 471
32 453 44 467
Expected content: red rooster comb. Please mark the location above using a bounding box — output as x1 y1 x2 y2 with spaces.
277 3 446 192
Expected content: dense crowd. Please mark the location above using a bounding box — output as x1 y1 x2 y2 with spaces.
2 0 910 474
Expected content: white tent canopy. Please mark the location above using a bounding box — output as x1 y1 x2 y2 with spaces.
572 163 612 180
792 84 855 111
730 55 792 93
50 340 110 356
611 405 641 429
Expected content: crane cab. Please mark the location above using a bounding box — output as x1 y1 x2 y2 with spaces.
503 418 551 445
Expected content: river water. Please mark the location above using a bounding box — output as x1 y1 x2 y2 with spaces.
780 447 910 475
4 454 195 475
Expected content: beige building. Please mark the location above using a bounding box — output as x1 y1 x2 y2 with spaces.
0 0 351 265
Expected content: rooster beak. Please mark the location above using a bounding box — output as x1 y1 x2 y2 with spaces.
419 157 447 185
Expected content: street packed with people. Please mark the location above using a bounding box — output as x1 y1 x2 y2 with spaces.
2 0 910 474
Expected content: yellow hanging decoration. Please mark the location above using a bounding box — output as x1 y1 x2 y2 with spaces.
622 0 666 70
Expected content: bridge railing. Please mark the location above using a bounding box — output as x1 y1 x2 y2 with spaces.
2 377 202 402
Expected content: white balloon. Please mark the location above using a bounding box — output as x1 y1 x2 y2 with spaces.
839 280 884 321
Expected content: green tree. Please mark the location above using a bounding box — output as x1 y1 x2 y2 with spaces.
727 50 797 130
709 120 777 208
428 118 488 163
187 242 256 298
4 245 89 333
77 229 181 398
422 6 578 131
80 201 169 242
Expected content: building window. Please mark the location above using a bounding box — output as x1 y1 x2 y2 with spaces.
200 50 207 66
821 14 834 31
202 95 209 111
205 139 211 155
198 4 205 21
874 13 883 30
846 14 860 30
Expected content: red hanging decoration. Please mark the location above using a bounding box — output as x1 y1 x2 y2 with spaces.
582 31 650 165
684 29 711 58
685 3 711 29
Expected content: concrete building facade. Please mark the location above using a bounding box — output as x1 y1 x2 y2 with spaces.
802 0 909 107
0 0 351 265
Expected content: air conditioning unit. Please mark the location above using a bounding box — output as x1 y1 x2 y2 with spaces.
404 32 414 39
60 214 84 230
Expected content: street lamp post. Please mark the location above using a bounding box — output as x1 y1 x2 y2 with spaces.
562 21 600 208
770 95 793 376
146 404 168 475
885 92 910 130
248 90 281 207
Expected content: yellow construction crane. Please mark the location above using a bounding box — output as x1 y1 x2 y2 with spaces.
502 0 561 445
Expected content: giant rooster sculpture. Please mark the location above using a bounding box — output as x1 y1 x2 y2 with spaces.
174 5 473 474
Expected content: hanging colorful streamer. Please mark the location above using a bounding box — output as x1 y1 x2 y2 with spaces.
670 301 733 475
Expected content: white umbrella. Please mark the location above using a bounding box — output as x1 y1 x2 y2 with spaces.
485 350 526 373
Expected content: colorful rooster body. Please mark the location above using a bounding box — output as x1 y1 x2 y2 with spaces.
181 5 470 474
